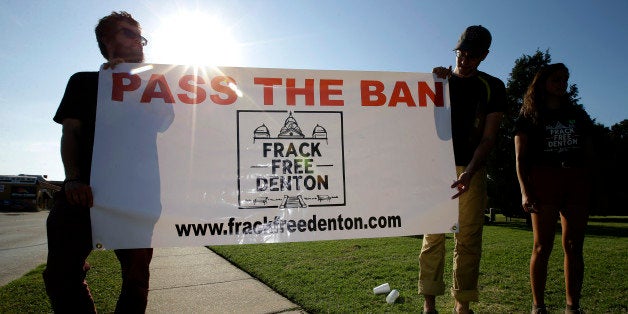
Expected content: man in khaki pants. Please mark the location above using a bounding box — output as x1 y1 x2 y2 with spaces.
419 25 505 314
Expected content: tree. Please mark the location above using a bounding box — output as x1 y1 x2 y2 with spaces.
487 49 627 217
486 49 592 217
595 119 628 215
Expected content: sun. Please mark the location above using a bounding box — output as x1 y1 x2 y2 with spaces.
147 10 242 66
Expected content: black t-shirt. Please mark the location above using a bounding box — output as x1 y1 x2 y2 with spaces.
53 71 99 183
449 71 506 166
514 105 593 167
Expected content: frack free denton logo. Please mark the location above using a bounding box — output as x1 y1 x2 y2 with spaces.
237 111 346 209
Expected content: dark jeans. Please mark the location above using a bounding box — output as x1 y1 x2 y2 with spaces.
43 194 153 313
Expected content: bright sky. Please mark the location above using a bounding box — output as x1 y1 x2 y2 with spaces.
1 0 626 181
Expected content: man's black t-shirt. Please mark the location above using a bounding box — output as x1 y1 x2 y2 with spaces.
53 71 98 183
449 71 506 166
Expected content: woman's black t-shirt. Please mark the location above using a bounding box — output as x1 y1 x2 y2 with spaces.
514 104 593 167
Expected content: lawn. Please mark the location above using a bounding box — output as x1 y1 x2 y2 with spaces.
0 215 626 313
0 250 121 313
210 216 627 313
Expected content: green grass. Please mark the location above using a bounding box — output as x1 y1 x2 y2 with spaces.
0 251 121 313
210 216 628 313
1 216 626 313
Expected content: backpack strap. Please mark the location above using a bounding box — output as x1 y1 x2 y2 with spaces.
469 75 492 144
477 75 491 104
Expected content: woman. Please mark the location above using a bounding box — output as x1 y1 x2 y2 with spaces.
514 63 593 314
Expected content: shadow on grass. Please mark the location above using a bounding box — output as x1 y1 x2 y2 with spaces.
488 218 627 238
487 220 531 232
588 216 628 223
585 224 628 238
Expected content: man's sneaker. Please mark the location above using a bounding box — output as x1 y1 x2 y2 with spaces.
565 307 585 314
531 305 548 314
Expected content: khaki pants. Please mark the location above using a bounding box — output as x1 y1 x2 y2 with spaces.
418 166 487 302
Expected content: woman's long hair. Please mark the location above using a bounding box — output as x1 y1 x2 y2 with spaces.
520 63 570 124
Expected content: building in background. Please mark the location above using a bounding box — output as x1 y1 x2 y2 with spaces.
0 174 61 211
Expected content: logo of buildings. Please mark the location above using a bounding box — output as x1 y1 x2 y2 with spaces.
237 111 345 209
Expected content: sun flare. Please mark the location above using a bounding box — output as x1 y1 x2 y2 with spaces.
148 10 242 66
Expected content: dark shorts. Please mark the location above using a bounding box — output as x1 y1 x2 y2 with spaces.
529 166 592 211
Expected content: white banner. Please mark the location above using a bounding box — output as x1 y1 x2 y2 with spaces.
90 63 457 249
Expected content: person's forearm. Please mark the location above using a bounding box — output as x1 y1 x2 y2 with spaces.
465 112 503 176
514 134 530 197
60 122 82 180
465 135 496 175
516 159 530 197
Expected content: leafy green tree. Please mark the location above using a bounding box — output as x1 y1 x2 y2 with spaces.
597 119 628 215
610 119 628 139
487 49 628 217
486 49 594 217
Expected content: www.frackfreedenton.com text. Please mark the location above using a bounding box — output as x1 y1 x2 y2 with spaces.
175 214 402 236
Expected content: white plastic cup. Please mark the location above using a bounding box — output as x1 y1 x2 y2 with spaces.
373 283 391 295
386 289 399 304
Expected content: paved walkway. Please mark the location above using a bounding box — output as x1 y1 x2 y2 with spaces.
0 212 304 313
147 247 306 313
0 211 48 286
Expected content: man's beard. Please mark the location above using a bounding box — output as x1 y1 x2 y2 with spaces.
114 53 144 63
112 44 144 63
